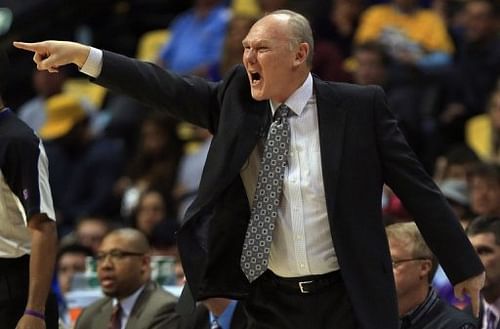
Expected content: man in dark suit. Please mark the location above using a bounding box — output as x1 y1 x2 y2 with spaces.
467 216 500 329
74 228 180 329
14 9 485 329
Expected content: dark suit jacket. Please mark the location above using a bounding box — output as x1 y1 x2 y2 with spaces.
181 302 247 329
95 51 484 329
74 281 180 329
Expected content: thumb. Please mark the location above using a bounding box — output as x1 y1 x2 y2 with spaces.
454 285 464 301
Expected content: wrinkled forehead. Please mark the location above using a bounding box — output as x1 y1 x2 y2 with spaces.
243 14 291 44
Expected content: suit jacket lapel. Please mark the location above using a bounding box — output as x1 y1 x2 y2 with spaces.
125 282 154 328
95 299 113 329
314 78 346 216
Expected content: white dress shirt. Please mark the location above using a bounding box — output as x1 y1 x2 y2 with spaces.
240 74 338 277
80 50 338 277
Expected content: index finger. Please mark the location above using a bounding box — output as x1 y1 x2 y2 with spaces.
469 286 480 318
13 41 44 53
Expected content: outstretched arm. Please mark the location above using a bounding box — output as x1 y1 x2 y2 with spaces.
13 41 91 72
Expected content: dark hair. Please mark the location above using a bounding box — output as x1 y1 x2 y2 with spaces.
468 162 500 183
444 144 480 165
0 49 8 97
57 243 94 264
466 216 500 245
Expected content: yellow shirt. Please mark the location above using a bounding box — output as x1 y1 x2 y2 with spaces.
355 4 454 54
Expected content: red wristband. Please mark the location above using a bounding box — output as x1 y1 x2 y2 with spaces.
24 309 45 320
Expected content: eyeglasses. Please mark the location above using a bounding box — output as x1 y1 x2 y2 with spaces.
95 249 144 263
391 257 430 269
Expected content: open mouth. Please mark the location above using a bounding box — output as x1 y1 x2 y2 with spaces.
250 72 261 84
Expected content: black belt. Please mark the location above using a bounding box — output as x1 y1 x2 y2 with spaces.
261 270 342 294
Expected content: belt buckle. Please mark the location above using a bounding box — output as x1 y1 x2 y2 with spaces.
298 280 313 293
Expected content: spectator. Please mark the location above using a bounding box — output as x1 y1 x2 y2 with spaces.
40 94 125 232
355 0 454 70
130 188 177 240
469 163 500 218
66 216 112 254
466 88 500 163
466 216 500 329
74 228 180 329
433 144 480 183
0 50 59 329
116 112 183 218
444 0 500 119
157 0 230 78
313 0 365 59
17 68 68 132
386 222 477 329
56 244 94 295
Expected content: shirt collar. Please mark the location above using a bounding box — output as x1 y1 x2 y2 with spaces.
114 284 146 319
208 300 238 329
269 73 313 117
484 296 500 317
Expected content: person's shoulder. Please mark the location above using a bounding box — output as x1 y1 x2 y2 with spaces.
0 112 40 148
144 282 178 306
432 298 478 329
315 78 383 100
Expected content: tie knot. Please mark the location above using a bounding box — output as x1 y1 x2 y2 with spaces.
274 104 290 121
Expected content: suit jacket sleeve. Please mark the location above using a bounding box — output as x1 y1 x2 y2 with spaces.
94 50 226 134
372 86 483 284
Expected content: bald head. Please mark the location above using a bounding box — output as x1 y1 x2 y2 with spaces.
104 228 150 254
265 10 314 67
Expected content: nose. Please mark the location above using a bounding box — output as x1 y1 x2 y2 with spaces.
244 48 257 64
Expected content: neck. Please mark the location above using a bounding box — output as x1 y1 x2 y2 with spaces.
399 285 429 316
204 298 231 317
273 70 310 103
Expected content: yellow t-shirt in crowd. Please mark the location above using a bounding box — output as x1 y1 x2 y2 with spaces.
355 4 454 55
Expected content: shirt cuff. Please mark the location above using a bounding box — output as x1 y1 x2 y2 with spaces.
79 47 103 78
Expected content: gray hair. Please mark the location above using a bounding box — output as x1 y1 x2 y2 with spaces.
270 9 314 68
386 222 438 282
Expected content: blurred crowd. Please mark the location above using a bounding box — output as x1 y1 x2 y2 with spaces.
0 0 499 327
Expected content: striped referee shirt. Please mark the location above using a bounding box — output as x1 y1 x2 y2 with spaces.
0 108 55 258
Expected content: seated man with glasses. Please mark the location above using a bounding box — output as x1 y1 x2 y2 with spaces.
74 228 180 329
386 222 477 329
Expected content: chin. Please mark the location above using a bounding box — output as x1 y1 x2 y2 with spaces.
250 90 266 101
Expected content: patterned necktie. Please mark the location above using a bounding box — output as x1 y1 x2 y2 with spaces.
487 309 498 329
240 104 291 282
108 303 122 329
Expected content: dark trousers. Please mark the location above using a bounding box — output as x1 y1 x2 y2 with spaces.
0 255 58 329
244 270 358 329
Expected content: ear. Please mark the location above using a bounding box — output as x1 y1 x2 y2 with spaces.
419 259 432 280
141 255 151 273
293 42 309 67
